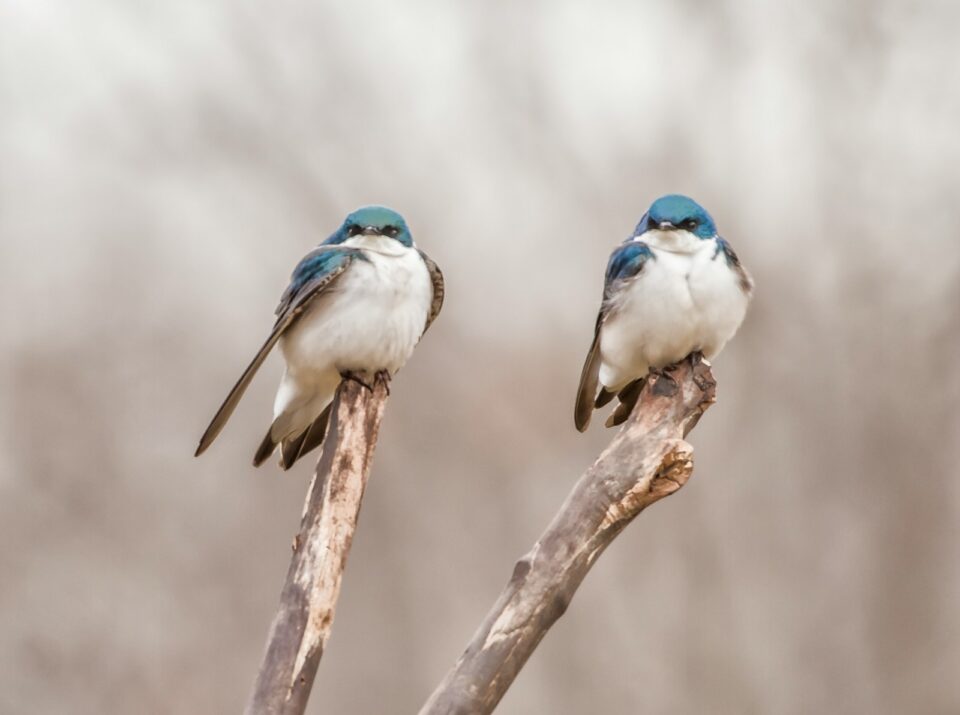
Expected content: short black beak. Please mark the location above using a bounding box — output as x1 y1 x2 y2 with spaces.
646 216 675 231
361 226 381 236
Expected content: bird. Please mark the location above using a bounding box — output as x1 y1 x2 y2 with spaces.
574 194 753 431
195 205 444 469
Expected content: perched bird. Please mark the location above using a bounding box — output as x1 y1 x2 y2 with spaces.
195 206 444 469
574 194 752 431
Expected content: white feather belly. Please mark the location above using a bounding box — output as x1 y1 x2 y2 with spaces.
598 239 749 391
274 244 431 425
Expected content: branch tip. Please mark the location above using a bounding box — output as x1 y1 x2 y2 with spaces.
419 358 716 715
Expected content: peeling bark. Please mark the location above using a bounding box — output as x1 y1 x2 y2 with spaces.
245 376 390 715
419 355 716 715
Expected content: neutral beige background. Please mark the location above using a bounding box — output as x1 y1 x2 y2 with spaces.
2 1 958 713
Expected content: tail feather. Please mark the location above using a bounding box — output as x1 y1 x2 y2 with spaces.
280 430 309 470
255 402 334 470
293 405 332 466
253 427 278 467
595 387 616 408
604 377 645 428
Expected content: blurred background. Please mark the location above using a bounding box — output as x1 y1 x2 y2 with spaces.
2 1 959 713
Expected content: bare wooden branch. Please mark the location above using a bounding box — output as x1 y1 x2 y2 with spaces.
245 375 390 715
419 355 716 715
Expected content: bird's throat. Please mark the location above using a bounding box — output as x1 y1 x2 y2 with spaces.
639 229 703 255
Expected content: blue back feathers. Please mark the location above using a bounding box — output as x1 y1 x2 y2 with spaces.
605 242 654 294
286 247 361 301
633 194 717 240
714 236 742 269
324 205 414 247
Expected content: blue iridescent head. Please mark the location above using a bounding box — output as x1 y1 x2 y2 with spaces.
327 205 413 247
633 194 717 240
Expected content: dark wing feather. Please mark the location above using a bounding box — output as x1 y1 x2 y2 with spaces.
715 237 754 296
194 248 358 457
418 250 445 335
574 312 604 432
574 241 655 432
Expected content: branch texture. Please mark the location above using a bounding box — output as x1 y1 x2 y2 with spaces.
419 355 716 715
245 376 390 715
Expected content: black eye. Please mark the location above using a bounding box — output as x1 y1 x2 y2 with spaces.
347 224 362 236
383 226 399 237
682 219 698 230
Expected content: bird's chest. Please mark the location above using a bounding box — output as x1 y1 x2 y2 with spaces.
684 246 750 351
607 244 741 363
613 252 701 359
630 244 740 318
682 246 742 309
283 248 431 373
351 249 428 307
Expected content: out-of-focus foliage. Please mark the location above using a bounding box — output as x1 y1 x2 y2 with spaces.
1 1 958 713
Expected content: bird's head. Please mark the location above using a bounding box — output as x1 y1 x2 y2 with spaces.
633 195 717 243
334 205 413 247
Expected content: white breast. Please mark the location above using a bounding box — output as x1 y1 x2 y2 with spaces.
597 235 749 391
280 241 432 380
687 244 751 358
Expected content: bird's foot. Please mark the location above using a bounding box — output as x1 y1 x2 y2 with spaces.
340 370 392 395
648 364 679 396
649 365 676 380
649 353 707 396
374 369 392 395
686 351 715 392
658 350 704 378
340 370 374 392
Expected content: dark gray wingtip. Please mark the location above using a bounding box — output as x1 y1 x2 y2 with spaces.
574 328 603 432
574 368 595 432
574 408 591 433
195 416 226 457
195 331 284 460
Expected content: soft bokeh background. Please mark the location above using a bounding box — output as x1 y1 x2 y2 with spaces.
2 1 959 713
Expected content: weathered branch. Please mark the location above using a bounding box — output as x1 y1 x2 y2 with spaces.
245 375 390 715
419 355 716 715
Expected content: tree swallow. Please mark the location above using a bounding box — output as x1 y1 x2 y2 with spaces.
574 194 753 431
196 206 444 469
